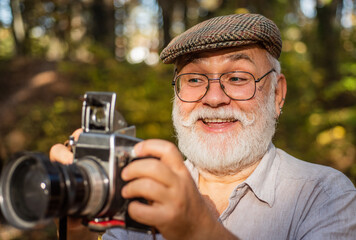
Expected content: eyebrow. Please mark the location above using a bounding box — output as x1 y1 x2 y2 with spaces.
226 53 255 65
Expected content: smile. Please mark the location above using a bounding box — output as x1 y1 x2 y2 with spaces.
198 118 239 133
201 118 238 124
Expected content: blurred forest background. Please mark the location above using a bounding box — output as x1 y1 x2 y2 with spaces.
0 0 355 239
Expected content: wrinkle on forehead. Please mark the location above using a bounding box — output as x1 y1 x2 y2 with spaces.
192 52 255 65
175 45 265 73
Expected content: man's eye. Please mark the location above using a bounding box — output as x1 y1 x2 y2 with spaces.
188 78 201 83
228 76 249 84
229 77 241 82
184 77 206 87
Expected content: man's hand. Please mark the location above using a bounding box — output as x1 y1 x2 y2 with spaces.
121 139 238 240
49 128 98 240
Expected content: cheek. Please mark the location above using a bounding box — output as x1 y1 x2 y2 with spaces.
174 98 197 118
250 86 273 109
230 98 259 114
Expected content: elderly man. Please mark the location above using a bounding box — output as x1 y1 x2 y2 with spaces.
50 13 356 240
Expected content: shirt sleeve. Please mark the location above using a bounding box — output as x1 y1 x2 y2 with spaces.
295 170 356 239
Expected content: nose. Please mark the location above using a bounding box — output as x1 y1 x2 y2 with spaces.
201 80 231 107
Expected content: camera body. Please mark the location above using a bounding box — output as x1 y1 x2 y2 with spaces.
0 92 152 232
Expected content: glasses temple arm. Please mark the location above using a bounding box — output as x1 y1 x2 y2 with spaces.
255 68 276 82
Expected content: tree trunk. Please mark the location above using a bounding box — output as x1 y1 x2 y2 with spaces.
157 0 174 48
10 0 27 56
315 0 341 84
91 0 115 53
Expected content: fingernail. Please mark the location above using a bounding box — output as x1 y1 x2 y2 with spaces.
121 186 127 197
121 168 128 180
134 142 143 157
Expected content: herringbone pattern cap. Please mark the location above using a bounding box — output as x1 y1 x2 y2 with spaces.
160 13 282 64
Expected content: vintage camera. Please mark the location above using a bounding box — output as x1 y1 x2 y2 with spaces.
0 92 153 233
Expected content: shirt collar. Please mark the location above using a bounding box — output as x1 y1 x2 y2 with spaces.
244 143 279 207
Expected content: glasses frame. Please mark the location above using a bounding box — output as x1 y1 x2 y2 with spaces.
172 68 276 103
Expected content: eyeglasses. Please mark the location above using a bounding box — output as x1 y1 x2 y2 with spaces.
172 69 276 102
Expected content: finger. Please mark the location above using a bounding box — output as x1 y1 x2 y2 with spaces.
49 144 73 164
134 140 185 171
71 128 83 141
122 178 168 202
121 159 176 187
127 200 165 227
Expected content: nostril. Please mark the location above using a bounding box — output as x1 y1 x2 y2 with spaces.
201 84 231 107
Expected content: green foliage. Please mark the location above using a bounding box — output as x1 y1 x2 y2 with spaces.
58 55 175 142
18 97 82 152
0 55 175 164
0 29 15 59
1 1 356 239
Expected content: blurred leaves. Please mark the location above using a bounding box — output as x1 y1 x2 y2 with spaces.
0 1 355 239
1 2 356 240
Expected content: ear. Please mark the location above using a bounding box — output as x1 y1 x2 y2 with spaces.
274 73 287 117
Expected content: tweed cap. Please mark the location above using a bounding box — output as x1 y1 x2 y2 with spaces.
160 13 282 64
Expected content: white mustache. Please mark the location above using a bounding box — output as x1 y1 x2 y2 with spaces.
179 107 255 127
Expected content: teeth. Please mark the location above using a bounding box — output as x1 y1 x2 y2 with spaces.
202 118 236 123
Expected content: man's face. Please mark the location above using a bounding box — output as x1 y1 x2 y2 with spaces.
172 46 281 176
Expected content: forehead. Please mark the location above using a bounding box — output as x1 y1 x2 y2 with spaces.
175 45 269 72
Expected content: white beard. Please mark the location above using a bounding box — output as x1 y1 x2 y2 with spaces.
172 92 277 176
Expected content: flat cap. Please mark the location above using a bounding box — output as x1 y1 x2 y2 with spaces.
160 13 282 64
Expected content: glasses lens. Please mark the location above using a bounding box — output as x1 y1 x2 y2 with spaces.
220 72 256 100
175 74 208 102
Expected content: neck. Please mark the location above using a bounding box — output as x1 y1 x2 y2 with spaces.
198 160 261 216
198 160 260 186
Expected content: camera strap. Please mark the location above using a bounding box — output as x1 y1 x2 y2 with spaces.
59 217 67 240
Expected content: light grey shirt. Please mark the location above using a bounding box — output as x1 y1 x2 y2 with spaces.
103 144 356 239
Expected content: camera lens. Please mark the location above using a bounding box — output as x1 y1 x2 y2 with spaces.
89 106 108 130
10 158 50 221
0 153 66 229
0 153 109 229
